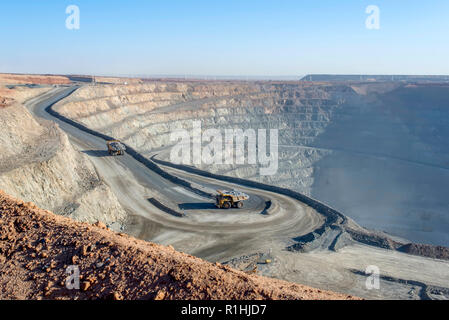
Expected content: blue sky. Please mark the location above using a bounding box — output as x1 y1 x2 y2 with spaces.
1 0 448 77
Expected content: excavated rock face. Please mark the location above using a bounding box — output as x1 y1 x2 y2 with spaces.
55 82 350 195
0 103 126 227
0 191 358 300
54 81 449 246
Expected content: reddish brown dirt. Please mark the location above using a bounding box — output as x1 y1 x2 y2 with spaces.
0 191 359 300
0 74 71 85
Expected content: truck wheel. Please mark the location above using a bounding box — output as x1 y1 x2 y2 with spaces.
236 201 243 209
223 202 231 209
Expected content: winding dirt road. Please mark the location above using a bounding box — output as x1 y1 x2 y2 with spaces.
26 86 323 262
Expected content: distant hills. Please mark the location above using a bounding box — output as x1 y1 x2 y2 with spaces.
301 74 449 82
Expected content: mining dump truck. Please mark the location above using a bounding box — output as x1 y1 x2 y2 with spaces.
215 190 249 209
106 140 126 156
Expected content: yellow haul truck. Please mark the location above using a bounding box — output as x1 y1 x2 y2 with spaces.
215 190 249 209
106 140 126 156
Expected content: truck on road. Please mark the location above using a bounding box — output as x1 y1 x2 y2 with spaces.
107 140 126 156
215 190 249 209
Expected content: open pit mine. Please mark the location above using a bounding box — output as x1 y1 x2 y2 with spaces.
1 74 449 300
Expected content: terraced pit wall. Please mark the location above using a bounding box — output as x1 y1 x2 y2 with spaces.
53 82 449 246
48 84 414 256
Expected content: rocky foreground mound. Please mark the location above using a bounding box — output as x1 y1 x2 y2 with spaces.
0 191 357 300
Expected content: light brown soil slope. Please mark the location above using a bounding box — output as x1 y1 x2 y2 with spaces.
0 191 358 300
0 86 52 108
0 102 126 227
